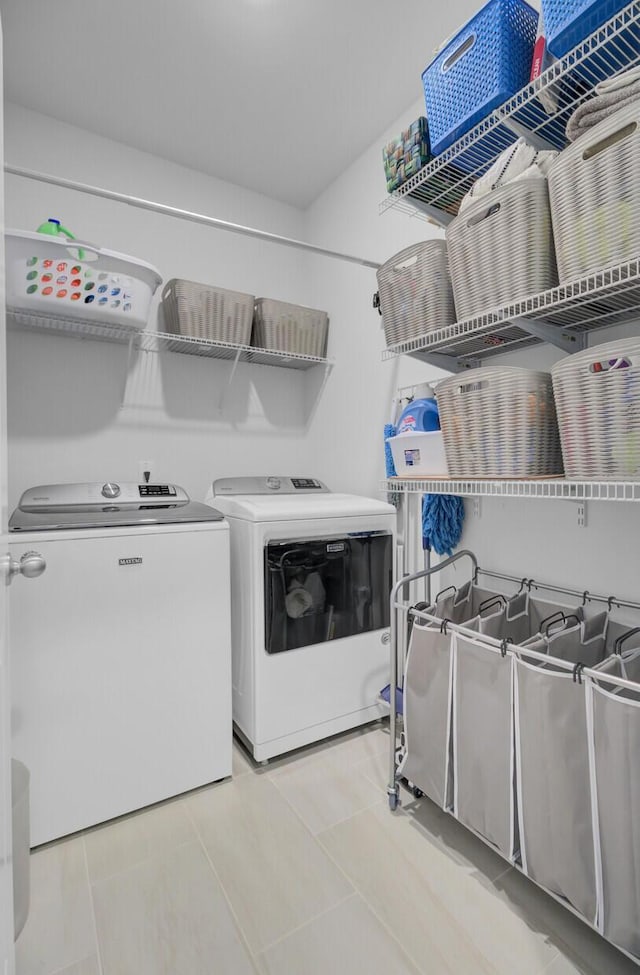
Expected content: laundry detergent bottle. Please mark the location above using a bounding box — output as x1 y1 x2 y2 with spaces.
36 218 76 239
36 218 85 259
396 383 440 433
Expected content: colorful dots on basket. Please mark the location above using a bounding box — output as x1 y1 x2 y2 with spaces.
71 265 81 275
42 286 53 296
111 299 120 309
26 271 37 281
84 282 95 291
26 284 38 295
71 278 82 288
57 275 68 285
71 292 81 301
56 262 67 273
98 296 108 305
97 285 108 294
26 257 37 267
41 273 53 283
56 289 68 299
43 260 53 269
110 288 121 297
84 270 93 278
123 302 132 312
84 295 95 304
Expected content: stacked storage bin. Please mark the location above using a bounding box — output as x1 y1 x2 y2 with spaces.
422 0 539 162
542 0 631 58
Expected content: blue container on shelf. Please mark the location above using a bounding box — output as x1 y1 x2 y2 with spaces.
542 0 630 59
422 0 538 158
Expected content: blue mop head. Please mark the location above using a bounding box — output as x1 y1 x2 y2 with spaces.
422 494 465 556
384 423 397 477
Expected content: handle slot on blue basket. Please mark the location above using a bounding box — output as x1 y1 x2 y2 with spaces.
583 122 637 161
443 32 476 72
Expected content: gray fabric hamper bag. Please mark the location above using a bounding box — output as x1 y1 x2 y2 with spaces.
399 622 455 809
589 644 640 959
399 583 506 809
515 657 598 923
453 632 517 859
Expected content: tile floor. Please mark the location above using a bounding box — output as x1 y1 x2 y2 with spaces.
15 722 639 975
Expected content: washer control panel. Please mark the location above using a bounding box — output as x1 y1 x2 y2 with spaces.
18 482 188 509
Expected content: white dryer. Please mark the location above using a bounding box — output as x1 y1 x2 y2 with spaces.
205 476 396 762
9 482 231 845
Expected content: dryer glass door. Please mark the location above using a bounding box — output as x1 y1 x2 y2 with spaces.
264 531 392 654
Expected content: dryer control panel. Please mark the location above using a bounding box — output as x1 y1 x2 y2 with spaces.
212 476 329 496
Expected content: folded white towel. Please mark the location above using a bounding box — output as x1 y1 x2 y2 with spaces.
459 139 558 212
596 64 640 95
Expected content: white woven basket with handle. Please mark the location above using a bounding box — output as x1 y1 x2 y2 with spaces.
551 336 640 479
446 177 558 321
376 240 455 349
437 366 564 477
548 101 640 284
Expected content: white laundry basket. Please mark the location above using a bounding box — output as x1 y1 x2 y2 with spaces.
6 230 162 331
548 101 640 283
551 336 640 479
376 240 455 348
446 178 557 321
437 366 564 477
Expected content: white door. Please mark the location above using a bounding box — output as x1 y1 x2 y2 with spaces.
0 13 14 971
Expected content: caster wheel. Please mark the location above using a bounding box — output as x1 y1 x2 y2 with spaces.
388 792 400 811
412 787 424 799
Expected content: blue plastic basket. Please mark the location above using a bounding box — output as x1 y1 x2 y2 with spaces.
422 0 539 158
542 0 630 59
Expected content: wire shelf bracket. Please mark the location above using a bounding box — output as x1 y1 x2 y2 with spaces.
510 316 587 352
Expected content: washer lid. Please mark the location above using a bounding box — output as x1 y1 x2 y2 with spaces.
10 482 225 531
209 492 396 523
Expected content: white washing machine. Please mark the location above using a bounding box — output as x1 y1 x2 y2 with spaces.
9 482 231 846
205 476 396 762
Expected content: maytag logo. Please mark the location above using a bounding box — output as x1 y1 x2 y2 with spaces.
119 557 143 566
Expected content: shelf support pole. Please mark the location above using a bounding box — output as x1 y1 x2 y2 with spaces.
510 316 586 353
119 333 137 410
218 347 243 414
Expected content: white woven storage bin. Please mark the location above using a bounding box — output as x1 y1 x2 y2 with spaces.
548 101 640 283
551 336 640 479
253 299 329 357
376 240 455 348
6 230 162 331
161 278 254 344
437 366 563 477
446 178 558 321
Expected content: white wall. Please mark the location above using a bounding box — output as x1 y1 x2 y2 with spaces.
5 103 319 508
